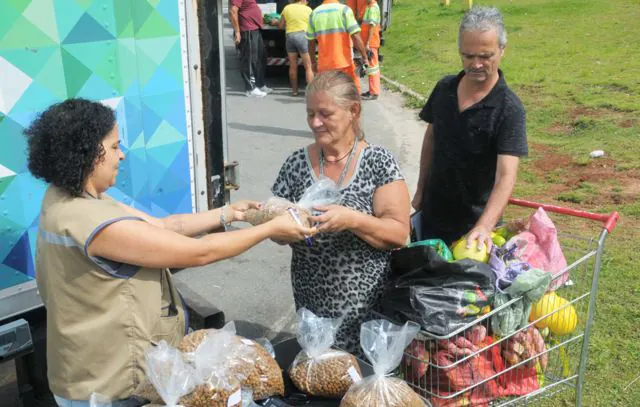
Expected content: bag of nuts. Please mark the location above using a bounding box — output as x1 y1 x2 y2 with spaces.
340 320 425 407
244 197 311 227
288 308 362 398
178 329 285 400
181 324 256 407
246 178 341 227
143 340 196 407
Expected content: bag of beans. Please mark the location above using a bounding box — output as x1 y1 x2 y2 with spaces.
244 197 311 227
181 324 256 407
288 308 362 398
245 178 341 227
178 328 284 401
340 320 425 407
143 340 196 407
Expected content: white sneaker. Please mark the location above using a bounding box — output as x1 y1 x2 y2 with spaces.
259 86 273 94
246 88 267 98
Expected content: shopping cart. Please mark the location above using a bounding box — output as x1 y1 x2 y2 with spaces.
397 198 619 407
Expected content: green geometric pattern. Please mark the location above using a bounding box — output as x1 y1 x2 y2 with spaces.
0 0 193 288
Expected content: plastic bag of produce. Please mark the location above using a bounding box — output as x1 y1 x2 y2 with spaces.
144 340 195 407
383 245 495 336
178 328 284 401
288 308 361 398
181 323 256 407
340 320 423 407
246 178 341 227
407 238 453 261
509 208 568 290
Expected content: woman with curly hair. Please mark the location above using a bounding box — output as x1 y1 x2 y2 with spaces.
26 98 314 406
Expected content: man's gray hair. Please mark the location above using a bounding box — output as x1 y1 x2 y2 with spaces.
458 6 507 49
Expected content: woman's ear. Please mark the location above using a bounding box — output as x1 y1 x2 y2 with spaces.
350 102 361 120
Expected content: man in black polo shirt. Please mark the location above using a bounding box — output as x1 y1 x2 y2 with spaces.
412 6 528 249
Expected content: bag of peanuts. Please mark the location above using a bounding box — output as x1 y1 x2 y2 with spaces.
143 340 196 407
288 308 362 398
178 328 285 401
340 320 425 407
181 323 257 407
245 177 341 227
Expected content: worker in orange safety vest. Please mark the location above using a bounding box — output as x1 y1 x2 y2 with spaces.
307 0 370 94
346 0 368 22
360 0 381 100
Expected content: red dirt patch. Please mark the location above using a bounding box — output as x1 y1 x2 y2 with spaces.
570 106 604 120
545 106 636 136
619 119 636 128
528 143 640 207
547 122 573 135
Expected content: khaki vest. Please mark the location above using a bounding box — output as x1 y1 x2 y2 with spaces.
35 186 186 400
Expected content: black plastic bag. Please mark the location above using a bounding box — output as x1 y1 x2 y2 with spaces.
381 246 496 337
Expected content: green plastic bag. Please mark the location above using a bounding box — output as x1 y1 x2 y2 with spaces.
407 239 453 261
263 13 281 25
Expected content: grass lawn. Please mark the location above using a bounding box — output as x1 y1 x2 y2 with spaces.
381 0 640 405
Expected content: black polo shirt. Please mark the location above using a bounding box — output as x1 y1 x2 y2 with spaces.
419 69 528 244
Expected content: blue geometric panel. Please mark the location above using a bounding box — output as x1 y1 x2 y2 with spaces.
0 0 192 288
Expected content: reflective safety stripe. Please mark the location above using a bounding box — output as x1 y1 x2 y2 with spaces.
39 229 79 248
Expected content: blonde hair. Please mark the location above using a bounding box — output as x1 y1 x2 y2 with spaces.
306 71 365 140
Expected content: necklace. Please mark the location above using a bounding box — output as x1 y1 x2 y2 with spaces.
322 143 354 163
319 139 359 187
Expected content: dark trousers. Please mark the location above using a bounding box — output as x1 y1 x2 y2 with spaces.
240 29 266 91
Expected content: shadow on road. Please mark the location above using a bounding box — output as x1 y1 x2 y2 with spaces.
228 122 312 138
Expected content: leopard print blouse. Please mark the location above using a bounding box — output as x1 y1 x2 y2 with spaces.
271 144 404 354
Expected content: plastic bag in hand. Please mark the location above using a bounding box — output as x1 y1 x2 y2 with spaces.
297 177 342 212
340 320 424 407
143 341 195 407
288 308 361 398
244 197 307 226
182 322 256 407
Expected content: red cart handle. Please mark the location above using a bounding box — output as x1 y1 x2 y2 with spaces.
509 198 620 233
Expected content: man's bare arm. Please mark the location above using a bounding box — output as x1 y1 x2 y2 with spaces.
230 5 241 43
466 155 520 249
412 124 434 210
309 39 317 66
351 34 369 66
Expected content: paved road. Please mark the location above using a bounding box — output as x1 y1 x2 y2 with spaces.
0 10 425 407
172 10 425 342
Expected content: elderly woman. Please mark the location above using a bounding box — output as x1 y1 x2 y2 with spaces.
26 99 314 406
271 71 410 354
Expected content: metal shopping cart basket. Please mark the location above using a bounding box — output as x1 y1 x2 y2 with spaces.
394 198 619 407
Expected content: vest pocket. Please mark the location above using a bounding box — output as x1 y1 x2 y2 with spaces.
151 314 183 346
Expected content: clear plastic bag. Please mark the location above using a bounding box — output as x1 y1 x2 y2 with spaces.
144 340 195 407
181 322 256 407
245 178 341 227
244 197 308 226
236 337 284 400
178 329 284 401
296 177 341 212
288 308 361 398
241 388 261 407
340 320 424 407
